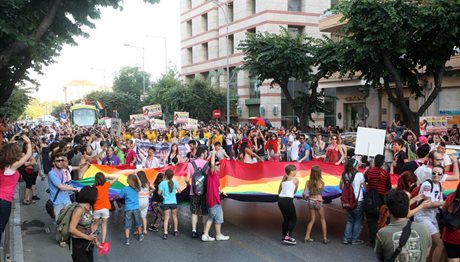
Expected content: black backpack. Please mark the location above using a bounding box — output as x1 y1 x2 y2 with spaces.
191 161 209 196
364 186 383 216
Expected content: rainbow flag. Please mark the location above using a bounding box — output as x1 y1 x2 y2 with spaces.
95 100 104 110
72 160 459 201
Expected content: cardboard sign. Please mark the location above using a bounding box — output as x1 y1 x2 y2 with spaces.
110 118 122 137
355 127 386 157
142 104 162 118
173 111 189 124
186 118 198 130
419 116 448 135
150 119 166 130
129 114 148 127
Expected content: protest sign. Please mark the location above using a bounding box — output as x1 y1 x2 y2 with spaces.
150 119 166 130
110 118 122 137
130 114 148 127
186 118 198 130
419 116 448 135
355 127 386 157
173 111 189 124
143 104 162 118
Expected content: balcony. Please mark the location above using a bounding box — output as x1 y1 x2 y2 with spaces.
319 12 345 33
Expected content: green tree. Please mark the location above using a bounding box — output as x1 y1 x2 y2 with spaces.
0 88 32 120
0 0 159 105
334 0 460 135
85 91 138 121
112 66 152 101
50 103 65 119
238 29 338 130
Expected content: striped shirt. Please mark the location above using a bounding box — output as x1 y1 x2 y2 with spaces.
364 167 392 195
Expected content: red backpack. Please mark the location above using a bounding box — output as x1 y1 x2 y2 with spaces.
341 173 360 209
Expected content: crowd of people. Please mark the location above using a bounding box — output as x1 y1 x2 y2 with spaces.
0 117 459 261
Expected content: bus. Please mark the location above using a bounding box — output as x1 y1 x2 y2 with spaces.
70 104 98 127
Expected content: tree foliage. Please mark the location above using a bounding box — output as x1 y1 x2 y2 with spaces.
334 0 460 134
112 66 152 101
238 28 339 130
0 88 32 120
85 91 139 121
50 103 66 119
0 0 159 105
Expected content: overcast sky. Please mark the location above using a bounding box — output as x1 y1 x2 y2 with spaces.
30 0 180 102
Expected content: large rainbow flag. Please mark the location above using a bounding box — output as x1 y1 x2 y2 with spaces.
71 160 459 202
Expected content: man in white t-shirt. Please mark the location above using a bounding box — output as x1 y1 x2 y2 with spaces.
415 151 459 186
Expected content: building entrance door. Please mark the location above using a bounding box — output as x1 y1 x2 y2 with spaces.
344 103 367 129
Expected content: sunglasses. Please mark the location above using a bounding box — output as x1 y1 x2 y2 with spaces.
434 158 443 161
432 172 443 176
55 159 65 162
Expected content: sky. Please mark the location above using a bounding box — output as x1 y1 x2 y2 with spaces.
30 0 180 102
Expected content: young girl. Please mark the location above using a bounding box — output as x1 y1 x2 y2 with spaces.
303 166 330 244
92 172 117 243
117 174 143 245
148 173 164 232
137 171 153 235
278 164 299 245
158 169 181 240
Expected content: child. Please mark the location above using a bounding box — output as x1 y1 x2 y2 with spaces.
136 171 153 235
117 174 143 245
148 173 165 232
302 166 330 244
158 169 181 240
92 172 117 243
278 164 299 244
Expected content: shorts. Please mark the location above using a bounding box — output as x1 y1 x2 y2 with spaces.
443 242 460 259
139 201 149 218
93 208 110 219
415 216 439 235
162 204 177 210
207 205 224 224
307 199 323 210
124 209 142 229
190 195 208 215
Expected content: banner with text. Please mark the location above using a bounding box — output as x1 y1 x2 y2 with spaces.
420 116 448 135
143 104 162 118
130 114 148 127
149 119 167 130
186 118 198 130
173 111 189 124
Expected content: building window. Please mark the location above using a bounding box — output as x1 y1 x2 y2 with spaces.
227 2 234 22
187 47 193 65
201 13 208 32
229 67 238 98
186 74 194 82
324 88 336 127
287 25 305 37
202 43 208 61
227 34 234 54
247 0 256 15
186 20 192 37
249 75 260 99
288 0 302 12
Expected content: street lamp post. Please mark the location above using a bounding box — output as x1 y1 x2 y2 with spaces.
209 0 231 124
146 35 168 74
124 43 146 101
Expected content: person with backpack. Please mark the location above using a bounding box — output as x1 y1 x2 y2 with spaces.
414 165 446 262
67 186 98 262
303 165 330 244
278 164 299 245
441 182 460 261
201 151 230 242
186 145 210 238
158 169 181 240
375 189 432 262
364 154 391 247
340 158 365 245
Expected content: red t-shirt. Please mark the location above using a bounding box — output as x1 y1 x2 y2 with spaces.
206 170 221 208
364 167 392 195
125 149 136 166
442 194 460 244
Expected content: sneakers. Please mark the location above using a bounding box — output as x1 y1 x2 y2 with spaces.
352 239 364 245
216 234 230 241
162 234 168 240
32 196 40 200
148 225 159 232
138 233 145 242
191 231 199 238
124 238 130 246
282 237 297 245
343 239 351 245
201 234 215 242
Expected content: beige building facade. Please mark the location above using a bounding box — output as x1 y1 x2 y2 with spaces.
180 0 330 127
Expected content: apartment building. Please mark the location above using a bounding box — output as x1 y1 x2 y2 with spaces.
318 11 460 129
180 0 330 127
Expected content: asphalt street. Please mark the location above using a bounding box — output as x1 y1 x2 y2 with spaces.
20 178 377 262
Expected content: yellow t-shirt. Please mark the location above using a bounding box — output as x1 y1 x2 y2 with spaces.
214 134 223 144
179 130 186 138
204 132 212 141
165 132 171 142
122 133 133 141
146 131 156 142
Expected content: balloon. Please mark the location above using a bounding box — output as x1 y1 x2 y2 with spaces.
98 242 110 256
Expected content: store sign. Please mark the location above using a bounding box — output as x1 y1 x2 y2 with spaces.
344 96 366 102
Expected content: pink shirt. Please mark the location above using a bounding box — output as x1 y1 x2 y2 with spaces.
125 149 136 166
0 169 20 202
206 170 221 208
187 158 210 196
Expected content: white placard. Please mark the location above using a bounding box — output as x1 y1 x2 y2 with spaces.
110 118 122 137
355 127 386 157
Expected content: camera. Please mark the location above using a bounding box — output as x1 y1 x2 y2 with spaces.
14 133 24 141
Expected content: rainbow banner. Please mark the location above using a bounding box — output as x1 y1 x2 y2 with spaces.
72 160 459 202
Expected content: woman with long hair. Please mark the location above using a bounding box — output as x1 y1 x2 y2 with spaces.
303 166 329 244
167 143 182 165
396 171 429 218
142 147 160 168
240 139 263 164
322 134 345 165
92 172 117 243
148 173 165 232
118 174 143 245
158 169 181 240
442 182 460 261
0 135 32 241
137 171 153 235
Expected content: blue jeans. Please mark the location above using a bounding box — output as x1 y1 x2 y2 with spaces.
344 201 364 241
226 145 233 160
124 209 142 229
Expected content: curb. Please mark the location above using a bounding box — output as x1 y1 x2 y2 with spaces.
10 187 24 262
